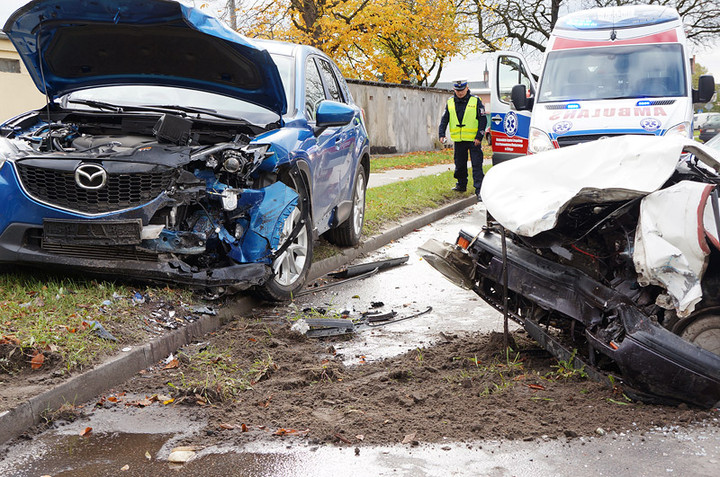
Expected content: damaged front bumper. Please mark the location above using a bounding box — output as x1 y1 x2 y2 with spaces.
0 221 271 288
420 230 720 408
0 160 299 289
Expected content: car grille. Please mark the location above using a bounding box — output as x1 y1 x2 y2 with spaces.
556 133 653 148
16 163 175 214
41 242 160 262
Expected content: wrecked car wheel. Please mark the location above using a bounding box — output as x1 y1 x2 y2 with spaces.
260 205 313 301
326 164 366 246
680 313 720 355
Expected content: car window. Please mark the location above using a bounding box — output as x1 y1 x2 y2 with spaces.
305 58 325 121
331 62 351 103
317 58 342 102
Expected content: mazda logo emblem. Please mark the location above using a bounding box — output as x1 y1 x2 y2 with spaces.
75 164 107 190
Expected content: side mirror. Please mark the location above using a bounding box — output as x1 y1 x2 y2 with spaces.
511 84 532 111
694 75 716 104
316 100 354 128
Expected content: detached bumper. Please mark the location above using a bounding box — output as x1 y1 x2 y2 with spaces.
0 223 271 289
424 229 720 408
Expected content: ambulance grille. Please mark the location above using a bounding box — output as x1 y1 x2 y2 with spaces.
556 133 654 147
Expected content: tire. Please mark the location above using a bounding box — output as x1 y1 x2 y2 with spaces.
259 171 313 301
680 313 720 356
326 164 366 247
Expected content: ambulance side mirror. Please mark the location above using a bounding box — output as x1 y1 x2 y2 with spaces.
511 84 533 111
694 75 715 104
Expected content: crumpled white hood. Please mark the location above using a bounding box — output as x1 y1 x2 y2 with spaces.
481 134 720 316
482 135 699 236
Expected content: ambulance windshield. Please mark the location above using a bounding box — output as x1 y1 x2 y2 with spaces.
538 44 685 102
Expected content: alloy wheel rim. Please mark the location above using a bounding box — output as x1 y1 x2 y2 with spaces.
273 207 308 286
353 174 365 235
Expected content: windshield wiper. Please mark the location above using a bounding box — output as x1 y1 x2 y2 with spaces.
67 99 123 112
141 104 240 121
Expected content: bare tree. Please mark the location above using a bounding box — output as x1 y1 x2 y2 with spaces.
461 0 720 59
593 0 720 45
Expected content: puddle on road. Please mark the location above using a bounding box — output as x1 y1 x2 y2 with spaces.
3 424 719 477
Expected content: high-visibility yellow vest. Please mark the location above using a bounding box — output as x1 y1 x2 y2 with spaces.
448 96 479 142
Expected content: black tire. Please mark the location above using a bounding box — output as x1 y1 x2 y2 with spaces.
680 313 720 356
326 164 366 247
259 171 313 301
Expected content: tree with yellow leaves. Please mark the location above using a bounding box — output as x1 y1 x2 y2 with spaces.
229 0 472 86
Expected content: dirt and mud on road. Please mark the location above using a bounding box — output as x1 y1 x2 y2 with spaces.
112 309 717 448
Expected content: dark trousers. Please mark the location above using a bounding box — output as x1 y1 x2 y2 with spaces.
453 141 484 192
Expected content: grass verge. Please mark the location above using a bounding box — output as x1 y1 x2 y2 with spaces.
0 271 193 377
370 144 492 173
371 149 454 172
363 169 471 235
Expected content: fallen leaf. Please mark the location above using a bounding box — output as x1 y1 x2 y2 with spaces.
527 384 546 391
145 451 152 460
220 423 235 430
401 433 416 444
241 423 248 432
163 398 175 405
356 434 365 441
107 396 118 403
80 427 92 437
163 359 179 370
120 464 129 471
30 353 45 370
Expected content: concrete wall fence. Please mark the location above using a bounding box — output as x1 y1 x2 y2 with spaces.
348 79 489 155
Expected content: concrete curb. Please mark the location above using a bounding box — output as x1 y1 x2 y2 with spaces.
0 196 477 445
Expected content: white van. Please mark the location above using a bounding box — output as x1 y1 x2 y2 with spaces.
489 5 715 163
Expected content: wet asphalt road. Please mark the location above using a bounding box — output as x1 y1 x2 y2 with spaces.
1 203 719 476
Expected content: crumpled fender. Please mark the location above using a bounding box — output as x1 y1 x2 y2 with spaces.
229 181 298 263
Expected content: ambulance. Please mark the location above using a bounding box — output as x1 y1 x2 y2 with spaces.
489 5 716 163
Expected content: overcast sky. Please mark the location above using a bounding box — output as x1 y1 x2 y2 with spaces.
2 0 719 82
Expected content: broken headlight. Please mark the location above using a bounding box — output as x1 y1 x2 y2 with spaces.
528 127 554 154
0 137 21 170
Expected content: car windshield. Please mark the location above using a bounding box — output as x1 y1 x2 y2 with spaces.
269 54 295 114
538 44 686 102
61 85 281 125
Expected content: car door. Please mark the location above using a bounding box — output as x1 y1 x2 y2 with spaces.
306 56 356 228
490 52 536 163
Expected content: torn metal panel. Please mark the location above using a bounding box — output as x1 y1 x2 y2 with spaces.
328 256 409 278
634 181 714 316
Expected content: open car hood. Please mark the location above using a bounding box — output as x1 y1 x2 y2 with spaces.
3 0 287 115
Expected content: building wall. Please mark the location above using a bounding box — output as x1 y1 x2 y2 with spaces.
0 34 46 122
347 79 490 154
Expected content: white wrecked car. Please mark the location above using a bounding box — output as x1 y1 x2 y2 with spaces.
420 135 720 408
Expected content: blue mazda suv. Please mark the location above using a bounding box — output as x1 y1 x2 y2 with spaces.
0 0 370 300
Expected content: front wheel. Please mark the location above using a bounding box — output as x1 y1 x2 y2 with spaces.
680 313 720 356
259 205 313 301
326 164 366 247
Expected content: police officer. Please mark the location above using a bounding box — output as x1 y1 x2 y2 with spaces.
439 79 488 201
